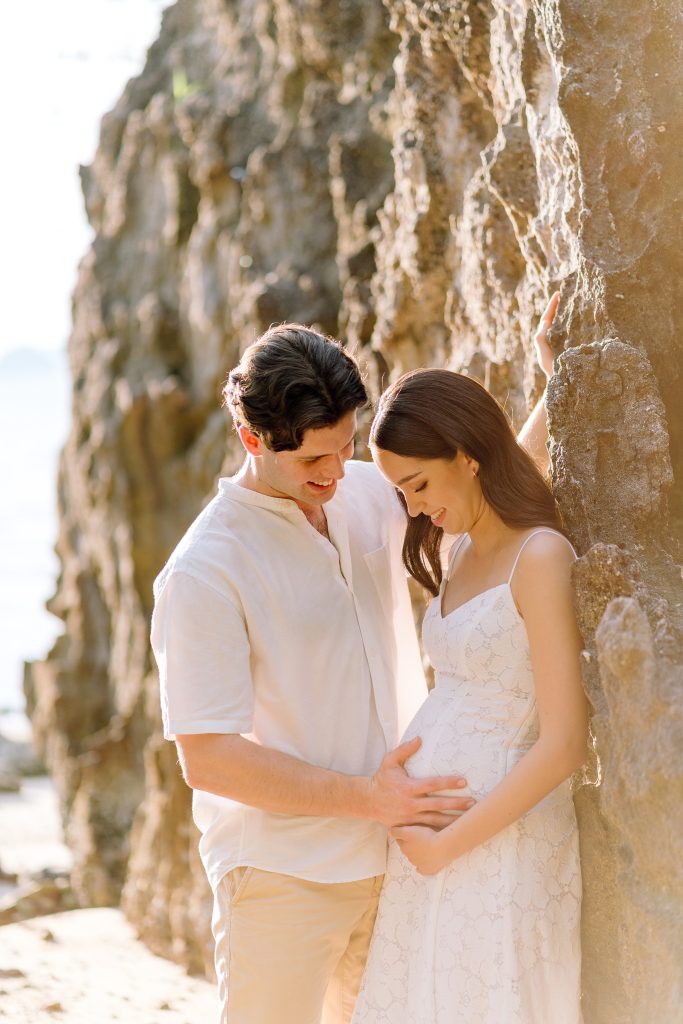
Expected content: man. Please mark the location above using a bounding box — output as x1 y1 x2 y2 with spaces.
151 304 556 1023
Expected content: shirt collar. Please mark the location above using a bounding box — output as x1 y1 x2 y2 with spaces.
217 477 302 513
217 478 352 585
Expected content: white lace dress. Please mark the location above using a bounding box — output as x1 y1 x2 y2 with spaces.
353 530 583 1024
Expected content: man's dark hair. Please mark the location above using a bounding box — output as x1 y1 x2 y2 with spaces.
223 324 368 451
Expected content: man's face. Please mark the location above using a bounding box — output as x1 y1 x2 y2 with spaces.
251 411 357 508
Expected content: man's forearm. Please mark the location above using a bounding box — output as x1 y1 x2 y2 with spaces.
175 732 473 828
176 732 371 819
517 393 549 475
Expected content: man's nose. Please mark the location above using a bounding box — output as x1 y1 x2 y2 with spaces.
326 454 345 480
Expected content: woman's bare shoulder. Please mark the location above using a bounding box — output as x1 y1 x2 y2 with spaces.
512 530 576 590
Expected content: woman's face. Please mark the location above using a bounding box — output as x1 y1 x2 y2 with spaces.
372 445 483 535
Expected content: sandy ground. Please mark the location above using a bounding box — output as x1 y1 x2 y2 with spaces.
0 776 217 1023
0 908 217 1023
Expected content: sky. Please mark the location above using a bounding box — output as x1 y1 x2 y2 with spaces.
0 0 169 357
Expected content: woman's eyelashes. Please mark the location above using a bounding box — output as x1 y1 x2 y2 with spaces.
414 481 427 493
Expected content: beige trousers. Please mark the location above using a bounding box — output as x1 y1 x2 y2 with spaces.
211 867 383 1024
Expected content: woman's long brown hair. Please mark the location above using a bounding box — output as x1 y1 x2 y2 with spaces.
370 369 564 596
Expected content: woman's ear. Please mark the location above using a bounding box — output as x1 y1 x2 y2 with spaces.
462 452 480 478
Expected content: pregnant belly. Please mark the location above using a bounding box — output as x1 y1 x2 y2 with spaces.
400 689 512 801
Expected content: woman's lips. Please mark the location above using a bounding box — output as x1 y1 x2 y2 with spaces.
430 507 446 527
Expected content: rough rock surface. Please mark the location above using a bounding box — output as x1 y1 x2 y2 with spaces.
25 0 683 1018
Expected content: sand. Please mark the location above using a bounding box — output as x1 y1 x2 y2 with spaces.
0 908 217 1022
0 775 217 1022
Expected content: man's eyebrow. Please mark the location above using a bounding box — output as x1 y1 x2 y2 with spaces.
397 470 421 486
300 433 356 460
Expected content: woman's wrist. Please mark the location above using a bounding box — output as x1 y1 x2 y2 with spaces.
436 816 467 866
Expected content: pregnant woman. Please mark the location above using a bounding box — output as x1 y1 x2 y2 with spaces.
353 368 588 1023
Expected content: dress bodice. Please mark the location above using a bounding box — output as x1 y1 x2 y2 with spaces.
426 579 533 688
397 584 538 797
401 530 575 794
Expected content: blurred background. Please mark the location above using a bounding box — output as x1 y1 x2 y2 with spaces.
0 0 167 742
0 0 168 934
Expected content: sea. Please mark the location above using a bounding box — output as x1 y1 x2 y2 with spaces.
0 349 71 739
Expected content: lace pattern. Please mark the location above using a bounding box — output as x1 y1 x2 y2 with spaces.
353 552 583 1024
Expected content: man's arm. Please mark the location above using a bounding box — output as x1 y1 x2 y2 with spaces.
154 572 472 829
175 732 473 829
516 291 560 474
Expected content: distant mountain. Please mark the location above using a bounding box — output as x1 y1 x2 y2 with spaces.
0 347 68 378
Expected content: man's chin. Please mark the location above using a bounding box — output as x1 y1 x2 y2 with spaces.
305 480 337 502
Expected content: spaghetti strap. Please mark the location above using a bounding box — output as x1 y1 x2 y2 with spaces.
446 536 466 577
507 528 576 585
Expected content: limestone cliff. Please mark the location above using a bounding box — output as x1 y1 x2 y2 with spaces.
25 0 683 1018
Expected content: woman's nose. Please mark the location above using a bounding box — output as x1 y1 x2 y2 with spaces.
403 492 423 518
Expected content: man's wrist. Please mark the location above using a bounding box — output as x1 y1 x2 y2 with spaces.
336 773 375 821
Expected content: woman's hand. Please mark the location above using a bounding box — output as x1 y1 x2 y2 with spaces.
390 824 448 875
534 291 560 379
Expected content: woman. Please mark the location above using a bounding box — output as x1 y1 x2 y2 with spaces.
352 367 588 1023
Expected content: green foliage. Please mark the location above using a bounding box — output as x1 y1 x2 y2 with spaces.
172 69 201 101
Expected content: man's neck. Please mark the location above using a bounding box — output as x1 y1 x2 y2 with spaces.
233 458 288 500
233 458 331 529
300 504 330 539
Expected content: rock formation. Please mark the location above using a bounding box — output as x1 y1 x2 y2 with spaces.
25 0 682 1018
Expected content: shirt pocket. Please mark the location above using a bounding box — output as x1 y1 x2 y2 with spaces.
363 541 395 612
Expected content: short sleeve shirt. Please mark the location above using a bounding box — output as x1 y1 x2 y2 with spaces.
151 460 428 888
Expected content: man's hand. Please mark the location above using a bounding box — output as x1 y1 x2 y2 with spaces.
534 291 560 379
365 737 474 829
390 824 448 875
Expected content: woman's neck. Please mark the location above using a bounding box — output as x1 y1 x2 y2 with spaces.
466 505 515 561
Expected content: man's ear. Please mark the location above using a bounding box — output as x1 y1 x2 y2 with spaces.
237 424 263 457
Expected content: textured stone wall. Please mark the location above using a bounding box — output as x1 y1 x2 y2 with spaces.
26 0 682 1017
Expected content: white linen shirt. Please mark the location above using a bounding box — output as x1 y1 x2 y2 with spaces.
151 459 428 889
